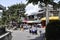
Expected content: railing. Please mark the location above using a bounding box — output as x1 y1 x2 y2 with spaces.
0 31 12 40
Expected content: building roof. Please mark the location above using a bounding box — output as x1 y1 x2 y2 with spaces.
27 10 45 16
0 5 6 10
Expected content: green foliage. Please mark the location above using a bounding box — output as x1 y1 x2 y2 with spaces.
27 0 54 5
2 3 26 25
27 0 58 10
57 1 60 8
46 20 60 40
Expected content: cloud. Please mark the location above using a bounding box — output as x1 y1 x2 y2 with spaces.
54 0 60 3
0 10 3 12
25 3 42 15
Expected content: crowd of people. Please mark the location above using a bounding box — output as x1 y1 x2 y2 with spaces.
7 22 46 40
20 24 45 35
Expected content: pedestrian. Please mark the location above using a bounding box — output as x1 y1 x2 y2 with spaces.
31 25 37 34
40 27 45 40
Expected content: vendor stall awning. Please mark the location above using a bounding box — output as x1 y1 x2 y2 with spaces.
41 16 59 21
26 20 41 23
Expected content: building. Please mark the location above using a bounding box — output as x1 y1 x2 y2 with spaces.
0 4 6 18
26 9 45 21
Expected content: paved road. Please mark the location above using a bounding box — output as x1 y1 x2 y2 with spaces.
12 29 40 40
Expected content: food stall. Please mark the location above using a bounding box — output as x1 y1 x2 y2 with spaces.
40 16 59 28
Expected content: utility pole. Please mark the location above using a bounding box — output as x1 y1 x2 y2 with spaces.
46 5 49 25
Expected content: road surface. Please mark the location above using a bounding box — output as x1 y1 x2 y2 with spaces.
12 29 40 40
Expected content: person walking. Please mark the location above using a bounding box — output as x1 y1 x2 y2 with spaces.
31 25 37 34
40 27 45 40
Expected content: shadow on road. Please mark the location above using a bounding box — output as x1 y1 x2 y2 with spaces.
29 33 45 40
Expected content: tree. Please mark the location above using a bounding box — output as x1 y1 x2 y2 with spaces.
49 2 57 10
2 3 26 25
27 0 54 25
57 1 60 8
2 10 7 25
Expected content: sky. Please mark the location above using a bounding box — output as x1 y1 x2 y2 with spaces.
54 0 60 3
0 0 60 15
0 0 27 7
